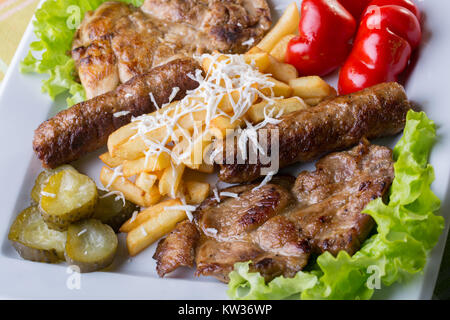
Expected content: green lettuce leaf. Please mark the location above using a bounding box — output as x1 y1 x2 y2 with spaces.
227 110 445 300
20 0 144 107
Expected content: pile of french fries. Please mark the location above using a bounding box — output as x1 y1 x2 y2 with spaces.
99 2 337 257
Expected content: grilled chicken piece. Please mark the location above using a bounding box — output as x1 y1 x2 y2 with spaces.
33 59 200 169
72 0 271 98
153 142 394 282
217 82 410 183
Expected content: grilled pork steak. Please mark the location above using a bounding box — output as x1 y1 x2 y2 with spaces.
291 140 393 255
72 0 271 98
154 142 395 282
33 58 199 168
217 82 410 183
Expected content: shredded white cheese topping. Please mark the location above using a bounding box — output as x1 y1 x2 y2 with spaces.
113 111 130 118
77 229 87 236
242 37 255 46
128 53 281 170
253 171 277 190
129 210 139 223
212 186 221 203
205 227 218 236
219 191 239 198
105 165 123 189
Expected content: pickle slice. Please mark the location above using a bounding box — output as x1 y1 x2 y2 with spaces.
31 165 77 204
93 189 138 232
40 169 98 230
65 219 118 272
8 206 67 263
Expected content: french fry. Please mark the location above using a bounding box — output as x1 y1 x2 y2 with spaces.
120 199 182 233
209 116 244 139
289 76 337 105
243 52 271 72
304 97 327 106
197 162 214 173
126 205 187 256
135 172 158 193
217 85 259 114
256 2 300 52
99 152 123 168
202 53 229 71
261 77 293 97
159 163 185 197
100 167 161 207
122 152 171 177
174 135 213 170
266 55 298 83
246 97 308 123
107 125 138 158
270 34 296 62
185 181 210 204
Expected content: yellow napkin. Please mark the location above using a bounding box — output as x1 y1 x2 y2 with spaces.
0 0 39 81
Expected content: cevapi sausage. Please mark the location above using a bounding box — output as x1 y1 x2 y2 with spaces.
33 58 200 168
217 82 411 183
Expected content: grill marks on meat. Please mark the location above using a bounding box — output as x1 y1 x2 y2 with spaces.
72 0 271 98
194 176 310 282
217 82 410 183
33 59 199 168
154 220 199 277
291 140 394 255
153 143 394 282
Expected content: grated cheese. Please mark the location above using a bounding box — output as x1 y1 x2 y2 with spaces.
129 210 139 223
113 110 130 118
242 37 255 46
213 186 220 203
219 191 239 198
98 186 126 207
205 227 218 236
105 165 123 189
126 53 285 196
253 171 276 191
77 229 87 236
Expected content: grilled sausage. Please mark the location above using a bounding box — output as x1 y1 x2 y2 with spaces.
33 58 200 168
217 82 411 183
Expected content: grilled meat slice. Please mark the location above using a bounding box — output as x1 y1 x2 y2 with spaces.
290 141 394 255
33 58 199 168
154 142 394 282
73 0 271 98
153 220 199 277
155 176 311 282
217 82 410 183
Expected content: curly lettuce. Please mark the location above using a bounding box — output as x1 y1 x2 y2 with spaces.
228 110 445 300
20 0 144 107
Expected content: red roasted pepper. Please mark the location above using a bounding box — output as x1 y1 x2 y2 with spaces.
338 0 371 19
338 1 421 94
285 0 357 76
366 0 420 20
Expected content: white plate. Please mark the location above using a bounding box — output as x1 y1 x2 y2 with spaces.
0 0 449 300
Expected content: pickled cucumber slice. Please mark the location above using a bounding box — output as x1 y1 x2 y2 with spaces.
65 219 118 272
31 165 77 204
8 206 67 263
93 190 138 232
40 169 98 230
